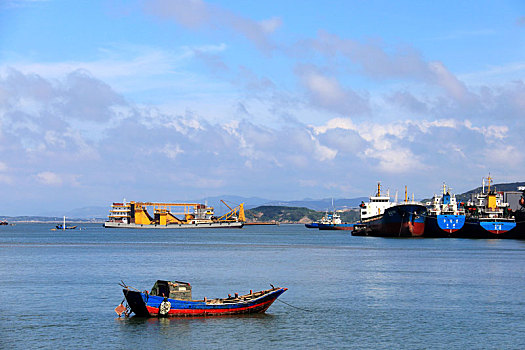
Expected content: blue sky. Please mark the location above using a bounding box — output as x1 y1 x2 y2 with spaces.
0 0 524 215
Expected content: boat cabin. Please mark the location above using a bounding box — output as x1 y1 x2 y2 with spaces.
150 280 192 300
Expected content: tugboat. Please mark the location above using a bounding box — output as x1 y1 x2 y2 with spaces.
424 184 466 237
352 183 426 237
463 176 517 238
304 211 330 229
317 211 354 231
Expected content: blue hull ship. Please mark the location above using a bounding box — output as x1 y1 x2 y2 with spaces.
460 219 517 239
461 176 518 239
425 214 466 237
120 280 287 317
424 185 466 237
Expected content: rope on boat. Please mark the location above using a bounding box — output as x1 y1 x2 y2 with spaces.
276 298 312 312
119 280 141 292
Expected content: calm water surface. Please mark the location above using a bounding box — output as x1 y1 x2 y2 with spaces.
1 224 525 349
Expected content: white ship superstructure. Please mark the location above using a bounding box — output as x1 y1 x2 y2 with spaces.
359 183 396 222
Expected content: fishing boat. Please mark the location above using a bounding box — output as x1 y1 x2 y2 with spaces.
55 216 77 230
352 183 426 237
104 200 245 229
424 184 466 237
118 280 287 317
462 176 517 238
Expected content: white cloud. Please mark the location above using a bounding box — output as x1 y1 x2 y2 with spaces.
364 147 422 173
312 118 358 135
297 66 369 116
36 171 62 185
308 131 337 161
259 17 282 34
485 145 523 166
464 120 508 140
0 162 12 184
143 0 280 52
428 62 470 102
161 143 184 159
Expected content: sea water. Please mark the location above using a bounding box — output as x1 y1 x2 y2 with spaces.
1 224 524 349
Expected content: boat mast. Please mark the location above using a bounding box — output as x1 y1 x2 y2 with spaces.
63 216 66 231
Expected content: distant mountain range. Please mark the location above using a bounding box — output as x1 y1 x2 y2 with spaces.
2 182 523 221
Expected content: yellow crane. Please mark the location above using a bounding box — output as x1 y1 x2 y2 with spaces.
218 200 246 222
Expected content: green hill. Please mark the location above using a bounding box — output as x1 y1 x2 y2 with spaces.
245 205 359 223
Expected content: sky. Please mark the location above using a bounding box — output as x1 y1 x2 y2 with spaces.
0 0 524 215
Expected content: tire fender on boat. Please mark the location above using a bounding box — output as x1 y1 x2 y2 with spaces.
159 299 171 316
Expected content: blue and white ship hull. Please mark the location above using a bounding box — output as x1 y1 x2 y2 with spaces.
424 214 465 237
459 219 518 238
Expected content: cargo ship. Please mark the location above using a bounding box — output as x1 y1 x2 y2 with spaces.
462 176 517 238
104 200 245 229
515 186 525 232
424 184 466 237
352 183 426 237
